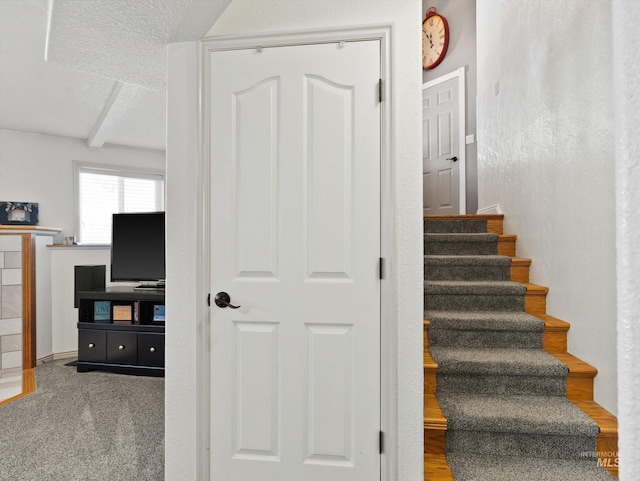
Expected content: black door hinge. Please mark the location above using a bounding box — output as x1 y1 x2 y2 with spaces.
379 431 384 454
378 79 383 102
207 293 210 306
379 257 384 280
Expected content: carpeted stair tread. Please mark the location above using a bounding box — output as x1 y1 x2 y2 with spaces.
426 311 545 349
426 310 544 332
425 255 511 266
437 392 599 436
424 218 488 233
445 454 617 481
425 281 526 312
424 255 512 281
425 280 527 296
429 347 568 377
425 233 499 255
425 233 499 243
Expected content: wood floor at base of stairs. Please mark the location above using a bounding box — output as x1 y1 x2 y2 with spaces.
571 399 619 478
424 453 454 481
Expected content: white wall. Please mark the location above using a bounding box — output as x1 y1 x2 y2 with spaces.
48 246 136 356
0 129 165 359
166 41 202 481
0 129 165 237
613 1 640 478
422 0 478 214
166 1 423 480
476 0 617 414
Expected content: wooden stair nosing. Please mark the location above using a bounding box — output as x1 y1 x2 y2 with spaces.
550 351 598 378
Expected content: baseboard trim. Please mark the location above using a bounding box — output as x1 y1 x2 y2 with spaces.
36 351 78 365
36 354 54 365
477 204 503 215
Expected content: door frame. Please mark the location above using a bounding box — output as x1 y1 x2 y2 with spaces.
423 67 467 214
197 24 397 481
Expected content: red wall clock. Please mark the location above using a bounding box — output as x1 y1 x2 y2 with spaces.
422 7 450 70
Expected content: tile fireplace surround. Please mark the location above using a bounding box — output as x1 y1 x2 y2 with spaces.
0 226 61 404
0 234 23 388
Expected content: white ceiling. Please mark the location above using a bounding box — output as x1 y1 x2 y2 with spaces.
0 0 231 151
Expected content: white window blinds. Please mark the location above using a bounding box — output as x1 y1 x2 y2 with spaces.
78 167 164 244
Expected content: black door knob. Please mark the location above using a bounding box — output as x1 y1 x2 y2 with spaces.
446 156 458 162
214 292 241 309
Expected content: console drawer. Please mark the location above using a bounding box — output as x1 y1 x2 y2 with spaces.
106 331 138 365
78 330 107 363
138 333 165 368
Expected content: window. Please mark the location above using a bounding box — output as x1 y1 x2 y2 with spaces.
76 163 164 244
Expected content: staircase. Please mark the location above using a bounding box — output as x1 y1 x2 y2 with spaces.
423 215 618 481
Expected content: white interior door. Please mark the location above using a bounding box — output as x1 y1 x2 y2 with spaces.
208 40 381 481
423 75 461 215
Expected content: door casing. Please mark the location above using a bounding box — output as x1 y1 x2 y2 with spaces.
422 67 467 214
198 24 397 481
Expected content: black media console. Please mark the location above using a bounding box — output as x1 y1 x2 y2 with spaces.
76 287 165 377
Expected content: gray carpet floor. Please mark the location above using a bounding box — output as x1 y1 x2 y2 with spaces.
0 360 164 481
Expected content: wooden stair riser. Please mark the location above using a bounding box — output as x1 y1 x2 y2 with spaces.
424 430 446 455
544 329 568 352
524 284 548 315
498 235 517 256
510 257 531 283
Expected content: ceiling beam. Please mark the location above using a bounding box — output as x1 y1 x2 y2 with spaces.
87 81 141 148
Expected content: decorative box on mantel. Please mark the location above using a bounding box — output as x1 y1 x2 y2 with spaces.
0 202 39 226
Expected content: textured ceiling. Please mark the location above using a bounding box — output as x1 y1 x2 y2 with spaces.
46 0 231 90
0 0 231 151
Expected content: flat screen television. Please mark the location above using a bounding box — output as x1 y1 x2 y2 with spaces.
110 212 165 288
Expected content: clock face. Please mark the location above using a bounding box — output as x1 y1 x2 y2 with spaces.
422 13 449 70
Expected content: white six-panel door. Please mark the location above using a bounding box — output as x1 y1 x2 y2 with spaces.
423 76 460 215
208 40 381 481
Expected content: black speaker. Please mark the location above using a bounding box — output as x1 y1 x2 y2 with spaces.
74 265 106 308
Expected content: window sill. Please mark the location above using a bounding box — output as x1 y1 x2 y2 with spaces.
48 244 111 250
